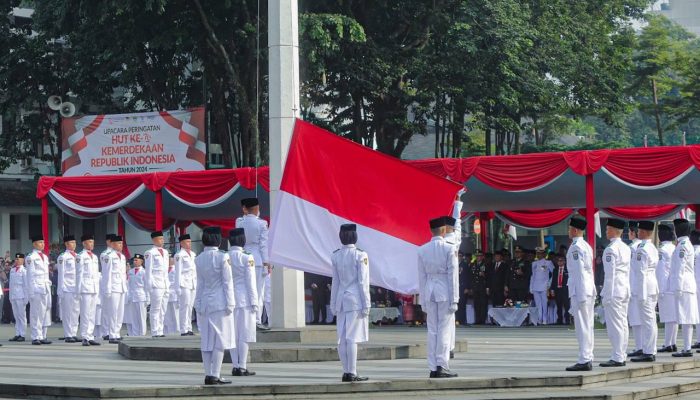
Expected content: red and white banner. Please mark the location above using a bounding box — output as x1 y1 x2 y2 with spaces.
269 120 463 294
61 108 206 176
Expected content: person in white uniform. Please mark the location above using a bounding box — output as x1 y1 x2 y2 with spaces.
330 224 370 382
669 219 699 357
444 198 462 354
565 217 596 371
627 221 644 357
101 235 127 344
97 234 115 340
228 228 259 377
126 254 148 337
164 258 180 336
194 226 233 386
630 220 660 363
235 198 270 329
26 235 52 345
418 217 459 378
145 231 170 338
77 234 101 346
657 224 678 353
531 247 554 325
691 230 700 350
599 218 631 367
175 234 197 336
8 253 29 342
263 266 272 325
57 235 81 343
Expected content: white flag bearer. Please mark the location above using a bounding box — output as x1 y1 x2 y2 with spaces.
235 198 269 328
175 234 197 336
145 231 170 337
57 235 80 343
26 235 52 345
8 253 29 342
630 221 660 363
670 219 699 357
77 234 101 346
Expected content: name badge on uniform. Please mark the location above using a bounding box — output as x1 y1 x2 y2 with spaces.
680 251 685 259
637 254 642 261
248 259 255 267
605 255 611 263
363 257 369 266
573 251 579 261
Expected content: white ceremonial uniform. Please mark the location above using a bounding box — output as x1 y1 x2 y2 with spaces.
164 267 180 335
633 240 659 355
235 215 269 324
194 246 235 379
57 250 80 339
657 241 678 347
175 248 197 334
229 246 258 370
530 258 554 325
263 272 271 324
444 201 462 349
670 236 698 351
77 249 100 341
9 264 29 338
331 244 370 376
628 239 643 351
101 250 127 339
145 246 170 336
418 236 459 372
694 245 700 344
567 237 596 364
26 249 52 341
126 267 148 337
97 247 112 338
601 237 631 363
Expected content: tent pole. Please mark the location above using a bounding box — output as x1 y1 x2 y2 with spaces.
585 174 596 250
155 190 163 231
41 196 49 256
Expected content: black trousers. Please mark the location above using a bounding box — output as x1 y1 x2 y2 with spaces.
457 290 468 324
510 287 528 302
311 291 328 323
554 290 570 324
491 288 506 308
473 289 488 324
1 294 13 323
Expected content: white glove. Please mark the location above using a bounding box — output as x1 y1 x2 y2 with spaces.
252 304 259 314
225 306 234 315
448 303 458 314
362 308 370 317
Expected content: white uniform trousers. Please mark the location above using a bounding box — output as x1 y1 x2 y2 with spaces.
11 299 27 337
570 297 595 364
60 292 81 338
128 302 147 337
230 306 257 369
255 266 265 324
178 288 195 334
336 310 368 375
200 310 234 379
104 293 125 339
164 301 180 335
603 297 629 363
424 301 453 371
96 296 105 338
533 291 548 324
149 288 168 336
637 295 658 355
695 290 700 344
29 292 51 341
79 293 98 341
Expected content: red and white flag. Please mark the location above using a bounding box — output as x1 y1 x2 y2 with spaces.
269 120 463 294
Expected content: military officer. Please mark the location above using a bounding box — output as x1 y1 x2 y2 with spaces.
489 250 510 308
565 217 596 372
8 253 28 342
235 198 269 328
330 224 370 382
507 246 530 302
102 235 127 344
26 235 52 345
97 234 115 340
657 224 678 353
530 247 554 325
549 256 570 325
57 235 80 343
599 218 631 367
77 234 101 346
669 219 698 357
627 221 644 357
469 250 489 325
418 217 458 378
126 254 148 337
194 226 233 385
228 228 259 376
630 221 659 363
145 231 170 338
175 234 197 336
164 258 180 335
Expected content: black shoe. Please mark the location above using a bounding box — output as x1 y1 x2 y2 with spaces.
631 354 656 362
692 342 700 349
32 340 41 345
215 377 231 384
565 362 592 371
40 339 52 344
16 336 25 342
8 336 19 342
432 366 457 378
232 367 241 376
449 351 455 359
82 339 90 346
181 333 188 336
109 339 120 344
429 370 437 378
342 373 368 382
627 349 643 357
187 331 195 336
204 375 218 385
65 337 76 343
658 345 676 353
89 340 101 346
72 336 79 342
239 368 256 376
599 360 626 367
102 335 109 340
158 335 165 338
672 350 694 357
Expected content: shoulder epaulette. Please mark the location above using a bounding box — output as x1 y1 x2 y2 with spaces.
243 251 251 255
333 249 341 253
357 248 365 252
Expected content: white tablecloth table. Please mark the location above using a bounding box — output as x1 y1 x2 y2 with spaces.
369 307 400 323
488 307 539 327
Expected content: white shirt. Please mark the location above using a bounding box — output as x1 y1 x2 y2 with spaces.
194 247 235 315
417 236 459 306
77 249 100 294
530 258 554 292
657 241 675 295
235 215 269 266
101 251 127 294
330 244 370 313
175 248 197 290
25 249 51 295
694 245 700 286
670 236 696 294
444 201 463 250
566 237 596 302
9 265 29 301
144 246 170 291
127 267 148 302
167 267 178 301
632 240 659 300
57 250 78 294
229 246 258 308
601 237 631 301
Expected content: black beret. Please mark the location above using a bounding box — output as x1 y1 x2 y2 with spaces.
569 217 587 230
444 216 457 227
638 221 655 231
674 219 691 236
203 226 221 235
106 234 116 241
111 235 123 242
628 221 639 229
606 218 625 230
340 224 356 232
15 253 24 259
63 235 75 242
657 224 672 233
229 228 245 237
150 231 163 238
31 235 43 242
429 217 446 229
81 234 94 241
178 234 191 241
241 198 259 208
133 254 144 260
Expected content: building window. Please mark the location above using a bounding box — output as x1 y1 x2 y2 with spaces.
9 215 16 240
28 215 42 240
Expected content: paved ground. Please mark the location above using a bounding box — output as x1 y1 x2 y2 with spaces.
0 323 698 398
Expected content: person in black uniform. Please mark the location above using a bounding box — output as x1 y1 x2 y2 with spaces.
489 250 510 307
549 256 570 324
507 246 531 302
456 252 469 325
307 273 331 324
470 250 490 324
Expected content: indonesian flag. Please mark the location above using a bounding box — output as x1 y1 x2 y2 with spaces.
269 120 463 294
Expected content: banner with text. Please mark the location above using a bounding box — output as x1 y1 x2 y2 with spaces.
60 107 206 176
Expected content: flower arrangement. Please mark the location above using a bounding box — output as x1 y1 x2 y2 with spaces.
504 299 514 308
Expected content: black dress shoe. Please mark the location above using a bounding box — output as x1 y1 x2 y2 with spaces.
109 339 120 344
31 340 41 345
72 336 79 342
429 370 437 378
8 336 19 342
672 350 694 357
215 377 231 384
102 335 109 340
40 339 52 344
82 339 90 346
204 375 217 385
88 340 101 346
187 331 195 336
627 349 643 357
346 374 368 382
232 367 241 376
181 333 188 336
16 336 25 342
658 345 676 353
239 368 256 376
565 362 592 371
599 360 626 367
631 354 656 362
341 373 350 382
692 342 700 349
65 337 76 343
432 366 457 378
